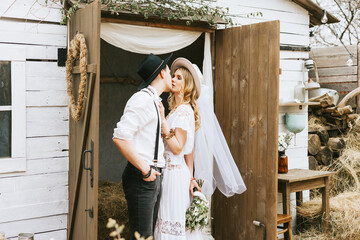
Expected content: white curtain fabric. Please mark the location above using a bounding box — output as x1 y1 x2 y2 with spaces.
202 32 213 109
101 23 202 55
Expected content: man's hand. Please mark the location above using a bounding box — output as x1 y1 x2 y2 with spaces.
190 179 201 197
158 102 166 121
143 169 161 182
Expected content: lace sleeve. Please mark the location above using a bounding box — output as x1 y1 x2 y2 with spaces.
171 105 193 132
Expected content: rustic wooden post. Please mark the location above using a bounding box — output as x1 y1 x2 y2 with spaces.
357 44 360 113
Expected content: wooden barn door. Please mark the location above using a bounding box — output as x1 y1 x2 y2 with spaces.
67 1 100 239
213 21 280 240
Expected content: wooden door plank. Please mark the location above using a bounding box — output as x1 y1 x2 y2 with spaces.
215 30 224 131
87 1 101 238
255 22 269 240
266 20 280 240
230 25 241 238
223 27 233 144
248 22 260 239
238 24 250 240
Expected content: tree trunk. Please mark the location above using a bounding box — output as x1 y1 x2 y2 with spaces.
315 146 333 166
308 134 321 155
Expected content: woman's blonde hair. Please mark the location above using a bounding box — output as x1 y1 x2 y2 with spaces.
168 67 200 131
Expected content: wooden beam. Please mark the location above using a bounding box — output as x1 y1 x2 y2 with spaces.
100 76 138 85
280 45 311 52
72 64 97 74
101 16 215 33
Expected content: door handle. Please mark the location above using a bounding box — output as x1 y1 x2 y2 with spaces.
82 139 94 188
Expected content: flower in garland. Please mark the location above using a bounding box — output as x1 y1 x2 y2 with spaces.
278 132 294 152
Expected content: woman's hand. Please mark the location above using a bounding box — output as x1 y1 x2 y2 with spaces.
190 179 201 197
158 102 166 121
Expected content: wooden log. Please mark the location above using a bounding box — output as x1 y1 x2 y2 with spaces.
315 108 324 115
317 127 329 144
315 146 333 166
331 105 353 116
347 113 359 122
309 93 334 107
328 137 345 152
308 134 321 155
323 106 337 113
308 156 319 170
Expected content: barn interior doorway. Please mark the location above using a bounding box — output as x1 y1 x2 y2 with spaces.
97 34 204 239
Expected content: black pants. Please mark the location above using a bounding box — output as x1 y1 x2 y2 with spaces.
122 163 162 240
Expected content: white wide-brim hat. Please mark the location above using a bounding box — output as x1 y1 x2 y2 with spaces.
171 57 202 99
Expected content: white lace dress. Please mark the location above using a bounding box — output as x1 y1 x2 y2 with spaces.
154 104 203 240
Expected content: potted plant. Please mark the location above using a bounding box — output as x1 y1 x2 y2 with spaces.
278 132 293 173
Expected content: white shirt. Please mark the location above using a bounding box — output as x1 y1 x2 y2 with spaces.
113 86 165 168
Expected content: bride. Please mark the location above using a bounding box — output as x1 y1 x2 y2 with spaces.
154 58 246 240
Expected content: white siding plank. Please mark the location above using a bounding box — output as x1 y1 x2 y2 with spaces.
26 90 68 107
280 33 309 46
0 215 67 238
0 200 68 223
0 172 67 194
280 60 304 71
0 45 26 61
0 44 59 60
27 107 68 137
27 107 68 122
0 157 68 179
0 20 66 47
27 76 66 91
0 0 62 23
26 62 65 78
217 0 309 14
226 5 309 24
27 136 68 159
280 51 309 59
27 119 69 137
280 71 305 82
0 186 68 209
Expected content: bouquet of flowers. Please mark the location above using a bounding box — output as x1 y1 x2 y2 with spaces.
185 179 209 232
278 132 293 152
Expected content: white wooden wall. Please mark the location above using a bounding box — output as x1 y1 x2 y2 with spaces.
0 1 68 239
216 0 311 230
0 0 314 238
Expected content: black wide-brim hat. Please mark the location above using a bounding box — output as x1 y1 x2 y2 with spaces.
137 53 173 90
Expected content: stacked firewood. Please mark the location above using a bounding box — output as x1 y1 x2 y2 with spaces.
308 93 358 169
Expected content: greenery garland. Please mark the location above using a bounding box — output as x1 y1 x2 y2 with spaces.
66 33 88 122
58 0 233 26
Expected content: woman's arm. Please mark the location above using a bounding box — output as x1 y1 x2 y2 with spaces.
185 152 201 196
159 102 187 155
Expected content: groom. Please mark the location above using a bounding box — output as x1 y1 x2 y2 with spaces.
113 53 173 239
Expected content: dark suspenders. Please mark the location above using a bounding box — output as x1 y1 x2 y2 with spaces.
141 88 160 167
